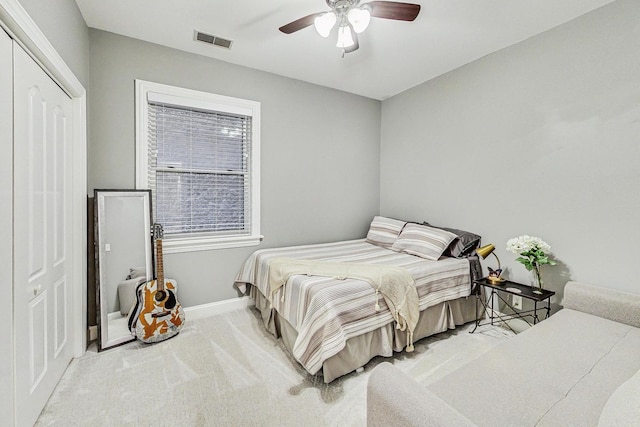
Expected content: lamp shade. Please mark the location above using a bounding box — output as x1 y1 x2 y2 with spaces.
476 243 496 259
336 25 355 48
347 7 371 33
314 12 337 38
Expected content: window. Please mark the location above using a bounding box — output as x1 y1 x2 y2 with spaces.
135 80 261 253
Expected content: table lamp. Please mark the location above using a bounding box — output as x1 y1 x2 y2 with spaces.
476 243 504 284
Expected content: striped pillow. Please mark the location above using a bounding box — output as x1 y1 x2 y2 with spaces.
366 216 407 248
391 223 458 260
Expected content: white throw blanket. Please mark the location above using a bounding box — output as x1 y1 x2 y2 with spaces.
268 257 419 351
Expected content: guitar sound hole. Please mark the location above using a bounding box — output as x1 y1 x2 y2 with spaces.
165 291 177 310
155 290 166 302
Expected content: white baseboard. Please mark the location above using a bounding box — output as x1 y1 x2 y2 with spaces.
184 296 254 321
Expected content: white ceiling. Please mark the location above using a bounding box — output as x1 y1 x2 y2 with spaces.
74 0 615 100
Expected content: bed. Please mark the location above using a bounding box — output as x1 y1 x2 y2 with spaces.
234 217 483 383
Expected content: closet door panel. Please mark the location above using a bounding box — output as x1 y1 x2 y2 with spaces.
13 41 74 427
27 86 47 278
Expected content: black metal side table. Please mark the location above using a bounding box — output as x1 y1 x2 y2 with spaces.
470 277 555 334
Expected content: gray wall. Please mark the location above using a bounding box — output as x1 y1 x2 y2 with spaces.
380 0 640 300
88 29 381 307
18 0 89 87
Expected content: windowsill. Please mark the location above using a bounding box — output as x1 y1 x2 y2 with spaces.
162 234 263 254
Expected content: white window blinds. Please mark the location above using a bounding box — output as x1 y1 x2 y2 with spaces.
147 101 252 237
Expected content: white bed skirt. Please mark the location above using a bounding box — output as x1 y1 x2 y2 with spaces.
251 286 479 382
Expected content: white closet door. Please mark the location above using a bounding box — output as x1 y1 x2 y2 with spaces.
0 28 14 426
13 42 74 427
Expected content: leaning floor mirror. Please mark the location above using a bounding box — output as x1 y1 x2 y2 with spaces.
95 189 153 351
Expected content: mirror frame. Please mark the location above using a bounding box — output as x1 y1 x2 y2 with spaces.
94 189 153 351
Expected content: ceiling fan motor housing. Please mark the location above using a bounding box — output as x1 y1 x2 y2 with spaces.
327 0 361 14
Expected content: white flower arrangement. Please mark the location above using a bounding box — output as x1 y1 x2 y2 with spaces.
506 235 552 264
506 235 556 290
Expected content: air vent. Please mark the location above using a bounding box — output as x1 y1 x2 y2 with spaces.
195 31 233 49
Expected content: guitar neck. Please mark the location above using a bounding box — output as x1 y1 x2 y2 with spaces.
156 238 165 291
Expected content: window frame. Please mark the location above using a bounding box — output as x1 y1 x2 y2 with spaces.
135 79 261 253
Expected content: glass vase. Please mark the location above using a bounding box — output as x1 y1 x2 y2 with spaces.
530 265 543 294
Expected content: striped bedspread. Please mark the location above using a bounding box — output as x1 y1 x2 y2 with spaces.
234 239 472 375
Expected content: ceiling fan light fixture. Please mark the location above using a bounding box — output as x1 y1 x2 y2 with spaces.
314 11 337 37
336 25 355 48
279 0 421 54
347 7 371 33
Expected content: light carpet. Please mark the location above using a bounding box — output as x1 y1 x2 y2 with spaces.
36 307 513 426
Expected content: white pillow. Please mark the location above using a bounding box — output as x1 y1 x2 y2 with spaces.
366 216 406 248
391 223 457 260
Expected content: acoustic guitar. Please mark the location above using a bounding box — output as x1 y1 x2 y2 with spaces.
128 223 185 343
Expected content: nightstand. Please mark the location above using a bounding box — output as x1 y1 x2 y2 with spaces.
470 277 555 333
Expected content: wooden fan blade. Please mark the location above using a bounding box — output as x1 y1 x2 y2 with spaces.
279 13 324 34
365 1 421 21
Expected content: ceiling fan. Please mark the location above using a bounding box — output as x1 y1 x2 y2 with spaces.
279 0 421 54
